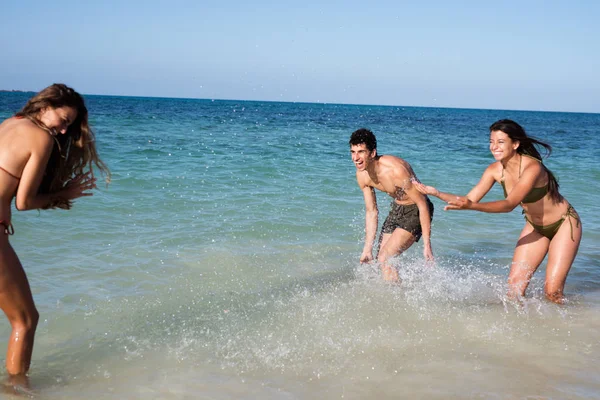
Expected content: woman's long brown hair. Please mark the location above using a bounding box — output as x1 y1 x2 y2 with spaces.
16 83 110 209
489 119 562 204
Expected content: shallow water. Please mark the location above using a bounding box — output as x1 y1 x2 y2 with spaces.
0 93 599 399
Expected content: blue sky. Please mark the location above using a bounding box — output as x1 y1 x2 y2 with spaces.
2 1 598 112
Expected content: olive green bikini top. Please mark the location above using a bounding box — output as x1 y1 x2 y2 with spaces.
500 154 549 204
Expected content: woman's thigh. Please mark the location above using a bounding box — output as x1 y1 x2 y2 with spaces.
509 223 550 287
0 239 36 321
545 214 583 292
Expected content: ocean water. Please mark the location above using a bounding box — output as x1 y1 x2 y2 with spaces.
0 92 599 399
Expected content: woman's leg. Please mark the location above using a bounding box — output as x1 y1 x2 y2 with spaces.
508 223 550 299
0 236 39 378
544 215 583 303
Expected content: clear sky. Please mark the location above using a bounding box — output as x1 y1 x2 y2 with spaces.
2 0 598 112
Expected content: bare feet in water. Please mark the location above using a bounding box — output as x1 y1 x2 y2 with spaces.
2 374 35 398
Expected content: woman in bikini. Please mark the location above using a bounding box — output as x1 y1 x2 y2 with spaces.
414 119 581 304
0 84 109 388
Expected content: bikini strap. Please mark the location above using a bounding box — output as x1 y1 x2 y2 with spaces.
501 154 521 182
0 165 20 180
518 154 522 178
565 204 580 242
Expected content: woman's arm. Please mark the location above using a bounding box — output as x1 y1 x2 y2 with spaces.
413 163 497 203
14 131 55 210
413 183 461 204
447 161 542 212
15 129 96 211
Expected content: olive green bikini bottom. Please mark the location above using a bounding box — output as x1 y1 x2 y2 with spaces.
524 204 580 241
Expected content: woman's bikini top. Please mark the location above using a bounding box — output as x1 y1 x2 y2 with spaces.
0 116 23 182
0 166 20 181
500 154 549 204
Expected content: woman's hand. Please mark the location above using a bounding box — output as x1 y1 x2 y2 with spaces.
444 196 472 211
412 179 439 197
60 172 97 200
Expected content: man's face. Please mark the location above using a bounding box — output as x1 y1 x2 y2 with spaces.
350 143 375 171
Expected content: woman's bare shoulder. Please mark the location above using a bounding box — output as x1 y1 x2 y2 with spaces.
521 155 544 171
484 161 503 180
0 117 53 146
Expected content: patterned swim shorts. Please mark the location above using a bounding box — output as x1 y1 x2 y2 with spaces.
380 197 434 242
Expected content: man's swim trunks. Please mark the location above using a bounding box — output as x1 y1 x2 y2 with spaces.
380 197 434 242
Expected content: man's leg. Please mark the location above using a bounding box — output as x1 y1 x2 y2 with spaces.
377 229 416 281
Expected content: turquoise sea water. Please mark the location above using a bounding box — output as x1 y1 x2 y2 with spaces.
0 92 599 399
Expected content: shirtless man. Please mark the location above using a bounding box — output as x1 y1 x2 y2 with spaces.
349 128 434 281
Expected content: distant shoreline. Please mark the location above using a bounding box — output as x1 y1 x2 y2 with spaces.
0 89 31 93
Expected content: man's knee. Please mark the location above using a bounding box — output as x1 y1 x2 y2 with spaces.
377 251 389 264
377 245 401 263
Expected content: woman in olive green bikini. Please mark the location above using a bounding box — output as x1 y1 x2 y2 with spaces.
414 119 582 304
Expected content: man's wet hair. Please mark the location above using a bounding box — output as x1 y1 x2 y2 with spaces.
349 128 377 152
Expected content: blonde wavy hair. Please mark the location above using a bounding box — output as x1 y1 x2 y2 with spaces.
16 83 110 209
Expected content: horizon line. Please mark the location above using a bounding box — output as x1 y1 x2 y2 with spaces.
1 89 598 116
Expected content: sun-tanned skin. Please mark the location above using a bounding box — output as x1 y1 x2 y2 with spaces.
350 130 433 282
414 120 581 303
0 84 108 391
